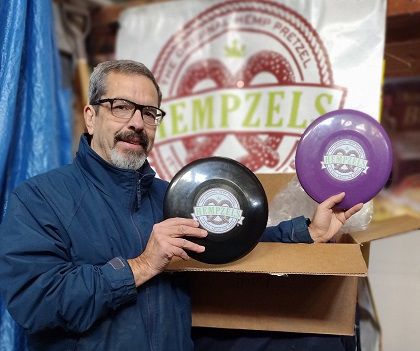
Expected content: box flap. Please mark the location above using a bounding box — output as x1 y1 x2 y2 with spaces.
167 242 367 276
350 215 420 244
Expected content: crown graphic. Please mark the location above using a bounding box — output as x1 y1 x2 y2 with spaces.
224 39 246 58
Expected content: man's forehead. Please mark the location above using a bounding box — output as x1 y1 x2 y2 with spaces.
106 71 151 83
106 72 155 90
104 72 158 101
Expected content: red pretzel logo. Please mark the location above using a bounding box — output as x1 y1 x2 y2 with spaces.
177 51 295 95
151 0 337 179
177 51 293 170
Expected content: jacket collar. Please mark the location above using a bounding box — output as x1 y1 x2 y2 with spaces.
74 134 155 207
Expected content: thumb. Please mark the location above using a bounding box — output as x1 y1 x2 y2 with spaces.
321 192 345 210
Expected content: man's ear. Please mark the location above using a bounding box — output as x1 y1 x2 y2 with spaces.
84 105 96 135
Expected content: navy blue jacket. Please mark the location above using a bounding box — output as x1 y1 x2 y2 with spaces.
0 134 312 351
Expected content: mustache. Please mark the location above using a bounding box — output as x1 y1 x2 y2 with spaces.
114 130 149 150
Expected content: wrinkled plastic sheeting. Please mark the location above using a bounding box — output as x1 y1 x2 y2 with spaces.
0 0 72 350
0 0 72 217
267 175 373 234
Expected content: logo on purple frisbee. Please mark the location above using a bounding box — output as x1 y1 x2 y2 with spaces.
321 139 369 181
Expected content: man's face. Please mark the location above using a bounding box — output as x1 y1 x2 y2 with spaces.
84 72 159 170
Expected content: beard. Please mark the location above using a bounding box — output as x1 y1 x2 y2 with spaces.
110 149 147 170
110 130 150 170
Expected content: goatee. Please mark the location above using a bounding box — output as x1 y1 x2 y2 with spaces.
110 130 149 170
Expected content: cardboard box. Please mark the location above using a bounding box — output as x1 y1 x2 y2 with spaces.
167 174 420 335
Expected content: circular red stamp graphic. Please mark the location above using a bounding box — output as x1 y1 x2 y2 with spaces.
151 0 336 180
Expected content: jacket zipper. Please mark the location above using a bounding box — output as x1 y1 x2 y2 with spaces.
130 177 155 351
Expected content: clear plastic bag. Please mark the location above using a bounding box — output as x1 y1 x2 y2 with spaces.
267 175 373 233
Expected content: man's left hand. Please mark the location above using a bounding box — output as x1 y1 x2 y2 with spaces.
308 192 363 243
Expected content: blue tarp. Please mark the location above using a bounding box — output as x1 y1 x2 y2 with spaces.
0 0 72 349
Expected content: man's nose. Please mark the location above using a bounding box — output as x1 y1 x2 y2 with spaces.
128 108 144 129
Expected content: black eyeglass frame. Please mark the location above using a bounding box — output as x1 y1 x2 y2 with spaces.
91 98 166 126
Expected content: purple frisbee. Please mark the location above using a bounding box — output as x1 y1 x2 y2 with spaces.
295 109 393 210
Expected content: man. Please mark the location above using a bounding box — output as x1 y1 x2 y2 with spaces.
0 60 362 351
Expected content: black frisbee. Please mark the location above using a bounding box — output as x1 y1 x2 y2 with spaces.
163 157 268 264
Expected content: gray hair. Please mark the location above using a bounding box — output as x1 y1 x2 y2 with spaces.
88 60 163 107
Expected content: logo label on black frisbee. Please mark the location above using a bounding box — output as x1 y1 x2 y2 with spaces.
192 188 244 233
321 139 369 181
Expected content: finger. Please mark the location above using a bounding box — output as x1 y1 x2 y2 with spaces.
158 217 200 229
321 192 345 209
172 246 190 260
171 217 200 227
344 203 363 219
176 225 207 238
171 237 206 253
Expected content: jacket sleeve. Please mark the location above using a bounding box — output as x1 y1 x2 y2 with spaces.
0 189 137 334
261 216 314 243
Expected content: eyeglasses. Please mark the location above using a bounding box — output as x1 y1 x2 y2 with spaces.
91 98 166 126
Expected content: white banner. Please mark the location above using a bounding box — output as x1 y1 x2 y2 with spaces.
116 0 386 180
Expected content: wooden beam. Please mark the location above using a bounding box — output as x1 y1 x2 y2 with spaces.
387 0 420 17
385 1 420 77
385 39 420 77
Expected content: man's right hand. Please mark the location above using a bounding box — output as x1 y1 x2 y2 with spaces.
128 218 207 287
